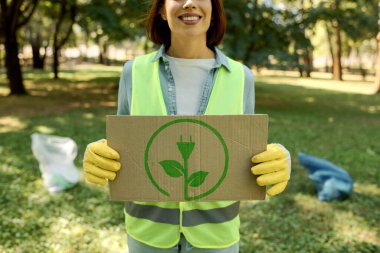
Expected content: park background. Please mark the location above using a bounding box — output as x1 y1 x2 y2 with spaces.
0 0 379 252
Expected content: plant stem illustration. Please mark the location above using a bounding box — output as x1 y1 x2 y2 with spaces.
159 135 209 200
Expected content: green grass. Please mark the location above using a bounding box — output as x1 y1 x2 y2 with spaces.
0 67 379 252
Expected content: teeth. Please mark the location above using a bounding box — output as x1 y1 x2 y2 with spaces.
182 16 199 21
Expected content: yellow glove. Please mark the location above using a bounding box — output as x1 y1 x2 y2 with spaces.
83 139 121 186
251 143 291 196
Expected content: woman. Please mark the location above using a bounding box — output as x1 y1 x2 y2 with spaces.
83 0 291 252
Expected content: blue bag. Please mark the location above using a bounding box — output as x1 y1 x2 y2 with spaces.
298 152 354 201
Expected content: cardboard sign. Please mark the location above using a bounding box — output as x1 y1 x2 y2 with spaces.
107 115 268 201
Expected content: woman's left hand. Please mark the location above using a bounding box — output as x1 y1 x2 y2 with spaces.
251 144 291 196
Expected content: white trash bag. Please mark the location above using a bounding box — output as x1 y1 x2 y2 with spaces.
31 133 80 193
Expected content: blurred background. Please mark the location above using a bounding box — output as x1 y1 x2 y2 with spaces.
0 0 379 252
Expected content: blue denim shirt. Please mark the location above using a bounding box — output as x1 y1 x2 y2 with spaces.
117 46 255 116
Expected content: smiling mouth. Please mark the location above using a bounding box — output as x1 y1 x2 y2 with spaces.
179 15 202 22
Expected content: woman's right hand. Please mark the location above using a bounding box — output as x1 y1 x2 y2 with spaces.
83 139 121 186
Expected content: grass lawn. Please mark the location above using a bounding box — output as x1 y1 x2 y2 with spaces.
0 65 379 253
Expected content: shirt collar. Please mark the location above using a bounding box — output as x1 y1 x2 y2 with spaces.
152 45 166 62
151 45 231 72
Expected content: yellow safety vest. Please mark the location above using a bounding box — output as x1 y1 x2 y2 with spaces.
126 51 245 249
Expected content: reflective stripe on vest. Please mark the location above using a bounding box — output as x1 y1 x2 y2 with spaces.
125 201 240 226
127 51 245 249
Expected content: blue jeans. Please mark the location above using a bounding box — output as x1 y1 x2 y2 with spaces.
127 234 239 253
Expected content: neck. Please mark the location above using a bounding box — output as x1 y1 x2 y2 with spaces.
167 36 215 59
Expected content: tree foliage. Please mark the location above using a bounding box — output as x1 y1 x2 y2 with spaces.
222 0 377 79
311 0 377 42
223 0 287 68
223 0 314 72
76 0 148 63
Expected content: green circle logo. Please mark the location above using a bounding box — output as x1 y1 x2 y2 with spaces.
144 119 229 201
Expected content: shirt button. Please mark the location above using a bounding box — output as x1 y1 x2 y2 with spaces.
168 87 173 92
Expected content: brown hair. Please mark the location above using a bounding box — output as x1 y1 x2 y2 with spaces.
146 0 227 48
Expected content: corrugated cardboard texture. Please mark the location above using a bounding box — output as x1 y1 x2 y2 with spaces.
107 115 268 201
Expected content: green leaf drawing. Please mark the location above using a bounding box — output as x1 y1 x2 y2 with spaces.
159 160 185 178
188 171 209 187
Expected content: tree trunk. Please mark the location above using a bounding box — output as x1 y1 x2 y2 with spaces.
297 51 312 78
32 45 43 69
98 40 109 65
4 25 26 95
303 52 312 77
374 32 380 93
98 54 103 64
298 0 312 78
52 0 76 79
332 21 343 81
297 54 303 77
373 0 380 94
53 44 59 79
52 5 65 80
0 44 3 68
31 32 46 69
331 0 343 81
103 43 109 65
1 0 39 95
326 24 334 74
98 43 104 64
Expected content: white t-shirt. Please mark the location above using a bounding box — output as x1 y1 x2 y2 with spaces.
165 54 216 115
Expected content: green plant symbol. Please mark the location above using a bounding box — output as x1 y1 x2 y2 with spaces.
159 136 209 200
144 119 229 201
